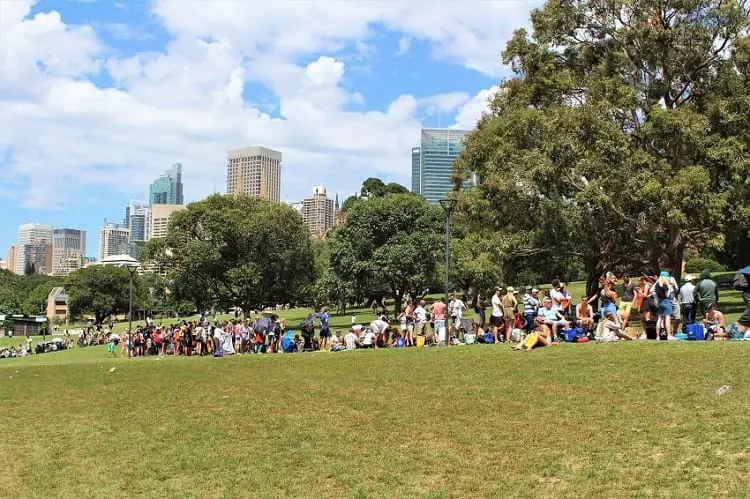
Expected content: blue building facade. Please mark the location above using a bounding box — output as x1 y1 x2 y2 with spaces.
411 129 471 204
149 163 184 205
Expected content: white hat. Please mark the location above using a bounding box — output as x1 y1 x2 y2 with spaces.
684 274 695 281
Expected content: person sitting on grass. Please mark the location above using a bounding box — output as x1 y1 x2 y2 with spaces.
576 295 595 333
344 328 359 351
330 330 345 351
704 305 727 339
537 297 569 341
598 311 637 342
361 328 376 349
513 317 558 350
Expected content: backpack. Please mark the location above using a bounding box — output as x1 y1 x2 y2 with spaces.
483 332 494 344
733 271 748 292
654 283 669 300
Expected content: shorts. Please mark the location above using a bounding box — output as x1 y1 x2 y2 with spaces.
618 301 633 318
490 315 504 327
452 316 461 328
319 328 330 338
544 319 565 328
670 300 681 320
503 308 515 320
658 299 673 316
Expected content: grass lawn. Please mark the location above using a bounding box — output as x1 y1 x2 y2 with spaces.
2 341 750 497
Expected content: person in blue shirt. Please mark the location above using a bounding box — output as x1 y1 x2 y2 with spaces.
537 297 569 341
319 308 331 351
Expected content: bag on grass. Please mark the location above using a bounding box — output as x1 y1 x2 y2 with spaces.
686 323 706 341
483 332 494 344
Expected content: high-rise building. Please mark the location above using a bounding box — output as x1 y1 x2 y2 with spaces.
227 147 282 202
301 186 336 237
411 146 422 194
411 128 471 204
150 204 186 239
124 200 151 242
5 245 17 274
52 229 87 276
15 223 53 275
99 223 131 261
149 163 184 205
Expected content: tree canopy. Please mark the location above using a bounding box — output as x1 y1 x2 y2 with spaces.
455 0 750 294
65 265 135 325
144 194 315 315
328 193 442 312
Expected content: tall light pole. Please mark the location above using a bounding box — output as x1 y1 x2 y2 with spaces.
439 198 457 346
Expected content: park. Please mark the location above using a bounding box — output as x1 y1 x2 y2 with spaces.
1 0 750 496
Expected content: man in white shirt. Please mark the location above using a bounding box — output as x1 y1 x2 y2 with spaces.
361 330 376 348
449 293 467 334
369 316 390 336
490 287 504 343
679 274 697 328
549 280 565 312
344 329 359 350
414 300 428 336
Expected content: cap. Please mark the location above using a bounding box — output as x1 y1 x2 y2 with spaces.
684 274 695 281
494 286 502 292
532 288 539 293
742 266 750 275
525 285 532 291
659 271 669 278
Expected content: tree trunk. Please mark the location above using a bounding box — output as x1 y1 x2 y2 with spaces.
664 227 685 282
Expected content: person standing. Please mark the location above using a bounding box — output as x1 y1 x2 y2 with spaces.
695 269 719 317
474 294 486 329
319 308 331 351
522 286 539 332
618 274 636 328
490 287 504 343
429 298 447 344
448 293 467 338
501 287 519 342
679 274 697 329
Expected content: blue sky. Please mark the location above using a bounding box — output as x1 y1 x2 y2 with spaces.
0 0 538 257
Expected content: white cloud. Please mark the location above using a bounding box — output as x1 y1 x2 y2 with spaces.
453 85 501 130
0 1 533 208
397 36 411 55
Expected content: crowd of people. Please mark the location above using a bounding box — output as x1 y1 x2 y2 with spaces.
4 267 748 360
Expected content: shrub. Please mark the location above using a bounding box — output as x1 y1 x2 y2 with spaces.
685 258 725 274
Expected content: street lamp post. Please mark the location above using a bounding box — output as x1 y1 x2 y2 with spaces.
439 198 457 346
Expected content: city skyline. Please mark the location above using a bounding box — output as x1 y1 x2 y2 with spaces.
0 2 514 256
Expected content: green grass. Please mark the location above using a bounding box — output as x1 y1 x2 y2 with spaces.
1 281 747 496
2 342 750 497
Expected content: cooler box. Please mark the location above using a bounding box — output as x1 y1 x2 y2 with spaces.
563 328 582 342
415 336 426 348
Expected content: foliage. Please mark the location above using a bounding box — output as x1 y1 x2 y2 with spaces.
685 257 725 274
360 177 410 198
64 265 136 325
143 194 315 315
329 193 442 312
21 284 55 316
0 270 62 316
455 0 750 295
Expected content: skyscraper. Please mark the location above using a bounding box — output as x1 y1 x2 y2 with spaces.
301 186 336 237
149 163 184 205
411 128 471 204
227 147 282 202
5 245 17 275
15 223 53 275
52 229 87 276
124 200 151 242
411 146 421 195
99 223 130 261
